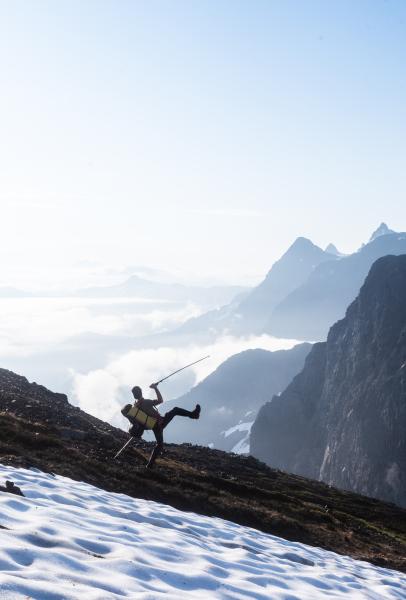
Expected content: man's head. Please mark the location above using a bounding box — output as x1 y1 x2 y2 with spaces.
132 385 142 400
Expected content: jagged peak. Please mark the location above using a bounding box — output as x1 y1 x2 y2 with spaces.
292 236 315 247
369 222 395 242
325 243 340 255
287 237 323 253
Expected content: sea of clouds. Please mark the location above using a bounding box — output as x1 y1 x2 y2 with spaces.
70 333 300 429
0 295 300 431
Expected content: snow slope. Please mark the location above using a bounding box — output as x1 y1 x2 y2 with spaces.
0 464 405 600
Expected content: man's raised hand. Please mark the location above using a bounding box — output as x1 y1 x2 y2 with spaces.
149 382 159 389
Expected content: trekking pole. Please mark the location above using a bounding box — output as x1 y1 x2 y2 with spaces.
114 436 134 459
154 355 210 385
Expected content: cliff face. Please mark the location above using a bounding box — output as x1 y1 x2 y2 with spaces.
251 255 406 507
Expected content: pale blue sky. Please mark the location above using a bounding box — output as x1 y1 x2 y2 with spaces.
0 0 405 286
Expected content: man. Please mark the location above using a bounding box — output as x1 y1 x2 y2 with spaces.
126 383 200 469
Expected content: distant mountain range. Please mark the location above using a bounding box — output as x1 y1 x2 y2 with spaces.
75 275 248 306
0 275 247 310
0 287 32 297
3 222 403 347
250 254 406 507
267 230 406 340
175 223 406 342
163 343 311 452
173 237 336 339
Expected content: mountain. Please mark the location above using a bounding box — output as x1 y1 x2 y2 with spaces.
251 254 406 507
75 275 247 308
0 366 405 572
234 238 336 332
175 237 335 338
369 222 395 242
325 243 345 257
0 277 247 311
267 231 406 340
162 343 312 451
175 225 404 344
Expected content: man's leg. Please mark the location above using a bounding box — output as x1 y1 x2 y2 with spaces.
146 406 201 468
161 405 200 429
146 424 164 469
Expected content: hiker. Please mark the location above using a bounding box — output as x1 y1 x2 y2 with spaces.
123 383 200 469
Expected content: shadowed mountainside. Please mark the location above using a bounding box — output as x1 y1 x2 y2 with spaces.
0 367 405 573
162 343 312 452
251 254 406 507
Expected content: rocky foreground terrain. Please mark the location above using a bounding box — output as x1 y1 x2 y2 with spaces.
0 366 405 573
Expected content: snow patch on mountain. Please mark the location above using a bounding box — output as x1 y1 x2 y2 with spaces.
0 464 404 599
222 421 253 439
221 421 253 454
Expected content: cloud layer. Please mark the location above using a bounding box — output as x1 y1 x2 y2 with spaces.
0 297 202 358
71 334 302 430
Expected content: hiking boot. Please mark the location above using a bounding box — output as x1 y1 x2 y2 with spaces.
190 404 201 419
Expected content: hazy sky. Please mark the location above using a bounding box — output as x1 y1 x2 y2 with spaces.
1 0 405 287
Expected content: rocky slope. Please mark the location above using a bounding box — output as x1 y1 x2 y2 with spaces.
0 366 405 572
251 254 406 507
162 343 312 451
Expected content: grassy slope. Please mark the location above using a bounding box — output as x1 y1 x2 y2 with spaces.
0 411 405 573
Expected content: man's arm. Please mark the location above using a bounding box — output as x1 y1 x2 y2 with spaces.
149 382 163 405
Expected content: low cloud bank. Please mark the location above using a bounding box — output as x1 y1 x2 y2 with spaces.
71 334 302 429
0 297 202 358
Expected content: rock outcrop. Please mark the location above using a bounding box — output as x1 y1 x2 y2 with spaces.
0 368 121 446
251 255 406 507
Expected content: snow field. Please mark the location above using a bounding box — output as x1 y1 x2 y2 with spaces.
0 464 405 599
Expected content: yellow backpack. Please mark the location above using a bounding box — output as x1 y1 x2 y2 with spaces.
121 404 158 430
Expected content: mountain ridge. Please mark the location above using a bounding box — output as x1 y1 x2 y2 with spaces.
251 254 406 507
267 231 406 340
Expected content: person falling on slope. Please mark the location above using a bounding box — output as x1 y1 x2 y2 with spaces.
122 383 200 469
